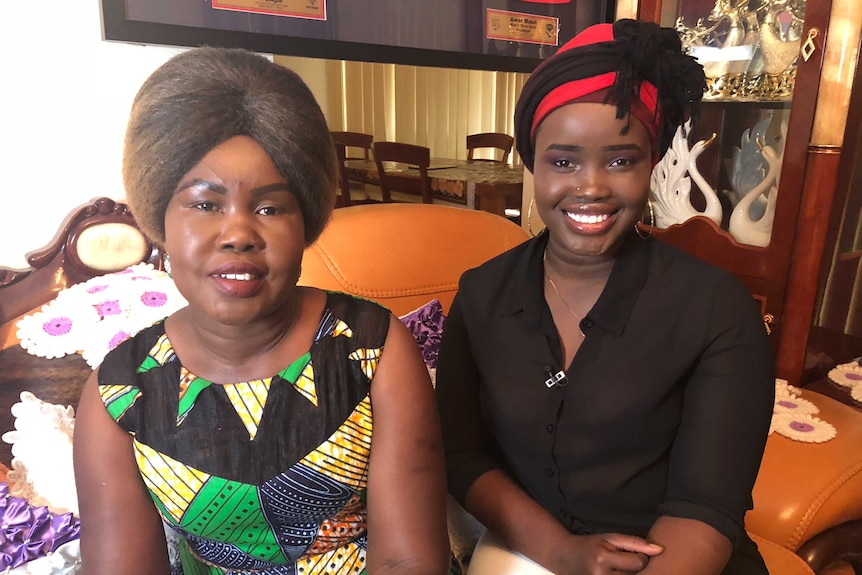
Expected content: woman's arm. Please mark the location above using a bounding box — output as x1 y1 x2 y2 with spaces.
73 369 170 575
646 275 775 574
466 470 662 575
365 314 450 574
638 516 730 574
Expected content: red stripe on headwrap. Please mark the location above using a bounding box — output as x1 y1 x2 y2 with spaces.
531 72 617 136
530 76 660 143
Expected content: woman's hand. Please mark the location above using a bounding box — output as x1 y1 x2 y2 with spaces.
558 533 663 575
463 471 662 575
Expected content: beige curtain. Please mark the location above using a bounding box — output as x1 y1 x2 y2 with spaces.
276 56 527 163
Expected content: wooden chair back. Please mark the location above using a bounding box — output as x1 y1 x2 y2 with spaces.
0 197 164 330
330 131 373 160
334 142 352 207
371 141 433 204
467 132 514 163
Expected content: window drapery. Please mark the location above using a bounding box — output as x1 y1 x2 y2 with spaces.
276 56 527 163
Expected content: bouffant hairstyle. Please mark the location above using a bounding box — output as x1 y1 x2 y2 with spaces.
123 47 337 245
515 19 706 171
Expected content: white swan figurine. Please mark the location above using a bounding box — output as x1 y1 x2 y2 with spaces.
650 121 722 228
728 139 781 247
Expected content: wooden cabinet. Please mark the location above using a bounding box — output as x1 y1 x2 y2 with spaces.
627 0 860 385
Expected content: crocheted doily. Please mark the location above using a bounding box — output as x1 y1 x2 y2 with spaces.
827 360 862 403
16 263 187 369
770 379 836 443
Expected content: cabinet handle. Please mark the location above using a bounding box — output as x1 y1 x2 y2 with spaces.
763 313 775 336
802 28 819 62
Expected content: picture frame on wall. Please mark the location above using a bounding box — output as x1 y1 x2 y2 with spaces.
100 0 614 73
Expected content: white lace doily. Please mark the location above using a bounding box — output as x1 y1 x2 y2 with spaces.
770 379 836 443
827 361 862 403
1 392 77 515
16 263 187 368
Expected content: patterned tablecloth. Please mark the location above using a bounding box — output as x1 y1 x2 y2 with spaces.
345 158 522 207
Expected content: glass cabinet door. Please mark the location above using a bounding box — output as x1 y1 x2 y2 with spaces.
650 0 809 248
634 0 832 350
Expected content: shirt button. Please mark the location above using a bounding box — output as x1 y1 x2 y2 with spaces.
546 424 555 433
581 318 594 330
546 468 555 477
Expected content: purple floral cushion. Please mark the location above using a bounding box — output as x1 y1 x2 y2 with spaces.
399 299 446 369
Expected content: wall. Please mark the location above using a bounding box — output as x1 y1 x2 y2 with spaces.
0 0 186 268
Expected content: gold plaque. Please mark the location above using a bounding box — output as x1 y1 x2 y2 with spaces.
212 0 326 20
486 9 559 46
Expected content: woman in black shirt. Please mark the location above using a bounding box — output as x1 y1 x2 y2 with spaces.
436 19 774 575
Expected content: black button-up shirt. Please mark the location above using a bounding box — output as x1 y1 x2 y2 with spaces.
436 230 774 554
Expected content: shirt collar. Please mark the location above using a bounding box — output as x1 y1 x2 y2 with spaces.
497 232 548 327
497 230 650 336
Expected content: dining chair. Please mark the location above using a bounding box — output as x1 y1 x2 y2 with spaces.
331 131 375 205
371 141 433 204
466 132 514 163
333 142 351 208
330 131 373 161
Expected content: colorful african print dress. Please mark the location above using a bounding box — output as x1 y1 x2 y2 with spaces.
97 292 389 575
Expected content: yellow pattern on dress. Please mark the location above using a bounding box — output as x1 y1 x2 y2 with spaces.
295 362 318 407
347 348 382 380
99 384 138 404
133 439 209 523
296 539 365 574
149 333 175 366
300 397 372 490
223 379 272 441
178 367 196 400
332 320 353 338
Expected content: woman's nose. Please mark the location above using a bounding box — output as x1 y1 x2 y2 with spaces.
574 167 611 199
218 211 262 252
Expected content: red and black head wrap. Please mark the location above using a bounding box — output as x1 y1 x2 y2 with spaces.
514 19 706 171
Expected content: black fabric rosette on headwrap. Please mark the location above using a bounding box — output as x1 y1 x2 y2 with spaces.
514 19 706 171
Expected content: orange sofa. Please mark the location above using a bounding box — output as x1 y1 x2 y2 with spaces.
298 202 862 575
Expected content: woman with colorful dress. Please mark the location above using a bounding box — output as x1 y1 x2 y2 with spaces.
73 47 450 575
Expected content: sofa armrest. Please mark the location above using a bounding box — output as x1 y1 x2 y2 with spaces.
748 389 862 556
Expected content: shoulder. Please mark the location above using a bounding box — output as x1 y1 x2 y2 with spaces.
646 238 749 295
643 238 762 325
98 321 167 383
322 290 393 344
324 290 391 320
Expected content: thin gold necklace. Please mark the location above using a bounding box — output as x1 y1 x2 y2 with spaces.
543 252 586 337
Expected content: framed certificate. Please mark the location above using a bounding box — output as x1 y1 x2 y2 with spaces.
101 0 613 73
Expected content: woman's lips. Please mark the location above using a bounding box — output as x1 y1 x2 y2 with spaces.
563 209 617 233
210 273 264 297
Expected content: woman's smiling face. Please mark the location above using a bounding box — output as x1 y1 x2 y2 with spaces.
533 101 653 263
163 135 306 326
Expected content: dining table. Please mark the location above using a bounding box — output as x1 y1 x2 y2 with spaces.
343 157 523 216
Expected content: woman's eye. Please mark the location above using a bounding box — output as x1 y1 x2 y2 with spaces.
193 201 218 212
610 157 636 168
257 205 281 216
553 158 575 169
